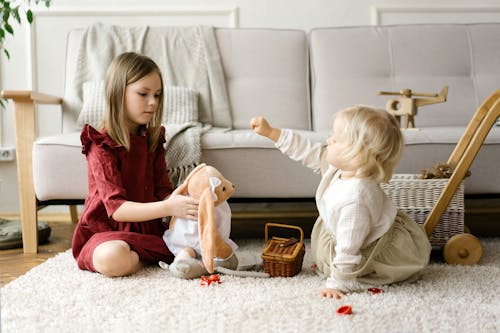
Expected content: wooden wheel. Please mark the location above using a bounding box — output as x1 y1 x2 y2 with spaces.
443 233 482 265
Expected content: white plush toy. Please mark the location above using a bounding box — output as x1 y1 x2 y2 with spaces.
160 163 269 279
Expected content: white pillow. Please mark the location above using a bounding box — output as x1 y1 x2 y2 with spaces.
77 81 199 128
164 86 198 124
78 81 105 129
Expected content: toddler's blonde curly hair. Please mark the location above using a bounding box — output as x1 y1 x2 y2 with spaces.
334 105 403 183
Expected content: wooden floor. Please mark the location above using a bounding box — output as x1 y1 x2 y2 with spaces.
0 220 76 288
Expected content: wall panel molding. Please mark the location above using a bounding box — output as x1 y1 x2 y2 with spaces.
371 4 500 25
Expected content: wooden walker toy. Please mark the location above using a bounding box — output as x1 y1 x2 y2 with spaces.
420 89 500 265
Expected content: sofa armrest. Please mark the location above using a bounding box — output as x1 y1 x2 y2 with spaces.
1 90 63 169
1 90 63 105
1 90 62 254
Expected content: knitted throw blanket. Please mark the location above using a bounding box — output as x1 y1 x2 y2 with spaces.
164 123 203 186
66 23 232 185
163 86 204 187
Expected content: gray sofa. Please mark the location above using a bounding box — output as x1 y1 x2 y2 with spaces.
4 23 500 252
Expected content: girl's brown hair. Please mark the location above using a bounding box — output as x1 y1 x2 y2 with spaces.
101 52 164 152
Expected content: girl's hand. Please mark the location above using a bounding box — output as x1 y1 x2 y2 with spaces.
250 116 281 142
321 288 345 299
164 184 199 220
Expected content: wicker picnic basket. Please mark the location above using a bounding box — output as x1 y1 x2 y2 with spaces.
380 174 464 247
262 223 305 277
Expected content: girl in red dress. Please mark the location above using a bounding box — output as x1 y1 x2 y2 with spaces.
72 52 198 277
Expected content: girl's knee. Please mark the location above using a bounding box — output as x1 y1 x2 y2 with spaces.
93 240 141 277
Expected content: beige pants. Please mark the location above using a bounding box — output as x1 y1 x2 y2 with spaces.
311 211 432 287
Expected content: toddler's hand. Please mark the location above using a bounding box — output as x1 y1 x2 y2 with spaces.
321 288 345 299
250 116 272 137
250 116 281 142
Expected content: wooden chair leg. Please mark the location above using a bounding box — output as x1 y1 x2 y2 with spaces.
2 90 63 254
13 99 38 253
69 205 79 224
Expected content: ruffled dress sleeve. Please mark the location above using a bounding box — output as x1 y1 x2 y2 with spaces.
80 124 128 218
81 124 121 155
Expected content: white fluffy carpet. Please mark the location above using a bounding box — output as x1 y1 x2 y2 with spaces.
2 238 500 333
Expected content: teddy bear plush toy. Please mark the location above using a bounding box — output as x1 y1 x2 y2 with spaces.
162 163 239 279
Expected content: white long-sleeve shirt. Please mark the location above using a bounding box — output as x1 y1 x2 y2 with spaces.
276 129 397 291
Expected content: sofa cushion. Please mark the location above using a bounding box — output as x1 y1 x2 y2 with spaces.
215 28 310 130
202 128 275 149
33 132 87 201
202 129 324 197
201 128 326 150
202 146 321 198
32 129 324 200
310 24 500 130
32 125 500 200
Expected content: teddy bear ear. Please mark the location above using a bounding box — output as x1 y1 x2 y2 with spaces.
198 188 216 273
182 163 206 185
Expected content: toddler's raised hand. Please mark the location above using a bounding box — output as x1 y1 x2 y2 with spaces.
250 116 271 136
250 116 281 142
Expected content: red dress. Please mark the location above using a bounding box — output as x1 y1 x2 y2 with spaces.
72 125 175 272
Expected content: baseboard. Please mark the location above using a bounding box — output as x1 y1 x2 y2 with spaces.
464 195 500 237
0 212 73 223
230 197 500 238
1 196 498 238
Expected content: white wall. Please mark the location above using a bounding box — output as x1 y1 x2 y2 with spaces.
1 0 500 213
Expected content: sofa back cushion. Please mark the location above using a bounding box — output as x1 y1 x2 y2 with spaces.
63 28 85 133
215 28 310 130
64 27 311 132
310 24 500 130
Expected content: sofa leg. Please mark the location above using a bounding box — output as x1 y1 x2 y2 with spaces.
19 196 38 254
69 205 79 224
12 99 38 253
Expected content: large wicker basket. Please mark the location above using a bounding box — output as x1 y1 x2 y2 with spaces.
262 223 305 277
380 174 464 247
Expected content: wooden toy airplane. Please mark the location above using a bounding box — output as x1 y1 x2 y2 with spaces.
378 86 448 129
